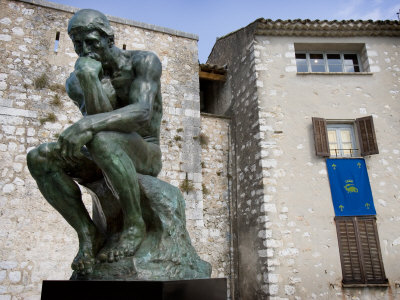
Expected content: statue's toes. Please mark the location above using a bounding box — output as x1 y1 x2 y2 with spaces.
83 262 93 275
114 250 122 261
126 247 135 257
98 252 107 262
107 251 115 263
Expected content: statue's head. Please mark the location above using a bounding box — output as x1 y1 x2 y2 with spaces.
68 9 114 41
68 9 115 61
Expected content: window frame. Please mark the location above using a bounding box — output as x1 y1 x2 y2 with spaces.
326 123 359 157
296 51 362 73
335 216 388 287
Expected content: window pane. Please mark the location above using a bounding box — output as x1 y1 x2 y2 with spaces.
327 54 341 64
327 54 343 72
344 65 360 73
342 143 353 156
328 130 339 156
310 53 325 72
328 130 337 143
344 54 360 73
329 64 343 72
344 54 359 65
295 53 308 72
340 130 351 143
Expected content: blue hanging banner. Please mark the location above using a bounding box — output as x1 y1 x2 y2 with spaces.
326 158 376 216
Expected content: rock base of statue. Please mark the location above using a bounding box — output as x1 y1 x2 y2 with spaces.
71 174 211 280
41 278 227 300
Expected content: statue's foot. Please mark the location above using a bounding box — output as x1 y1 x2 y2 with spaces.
72 230 105 275
97 224 145 263
71 246 96 275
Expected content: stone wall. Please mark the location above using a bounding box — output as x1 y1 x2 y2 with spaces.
253 35 400 299
199 114 232 282
208 24 272 300
0 0 231 299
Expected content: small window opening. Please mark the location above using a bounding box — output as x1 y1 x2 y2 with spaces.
123 44 126 50
200 79 225 114
199 64 227 115
54 31 60 52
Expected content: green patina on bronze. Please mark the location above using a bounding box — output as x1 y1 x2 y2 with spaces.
27 9 211 280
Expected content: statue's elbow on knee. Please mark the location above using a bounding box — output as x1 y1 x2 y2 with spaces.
26 144 53 177
26 147 40 176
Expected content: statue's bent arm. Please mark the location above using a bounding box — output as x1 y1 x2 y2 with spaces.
58 52 161 161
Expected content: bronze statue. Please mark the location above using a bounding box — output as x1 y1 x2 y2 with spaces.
27 9 210 280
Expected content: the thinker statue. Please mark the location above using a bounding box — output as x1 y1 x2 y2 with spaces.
27 9 210 280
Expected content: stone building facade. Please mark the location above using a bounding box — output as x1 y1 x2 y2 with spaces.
207 19 400 299
0 0 231 299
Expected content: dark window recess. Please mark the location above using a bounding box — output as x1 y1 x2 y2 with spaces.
54 31 60 52
200 79 225 114
199 65 227 114
123 44 127 50
335 216 388 286
312 115 378 157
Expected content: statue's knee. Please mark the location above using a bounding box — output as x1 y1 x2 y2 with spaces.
27 146 40 171
26 144 54 176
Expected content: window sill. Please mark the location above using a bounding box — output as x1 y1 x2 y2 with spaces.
327 156 363 159
342 283 389 288
297 72 373 75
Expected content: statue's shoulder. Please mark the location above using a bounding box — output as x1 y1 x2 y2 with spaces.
129 50 161 77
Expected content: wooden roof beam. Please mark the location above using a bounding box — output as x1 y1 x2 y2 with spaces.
199 71 226 82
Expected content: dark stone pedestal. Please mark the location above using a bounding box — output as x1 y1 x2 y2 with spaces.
41 278 227 300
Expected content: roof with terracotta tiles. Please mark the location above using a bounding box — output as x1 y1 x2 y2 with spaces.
218 18 400 40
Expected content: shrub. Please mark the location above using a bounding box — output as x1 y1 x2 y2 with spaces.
174 135 182 142
39 112 57 124
51 94 62 106
202 184 209 196
34 74 48 89
180 178 194 194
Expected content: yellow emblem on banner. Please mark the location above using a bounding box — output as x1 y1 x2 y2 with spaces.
344 179 358 193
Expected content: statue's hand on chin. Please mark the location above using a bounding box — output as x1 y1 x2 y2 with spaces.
75 56 102 77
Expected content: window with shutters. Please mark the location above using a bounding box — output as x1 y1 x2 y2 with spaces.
335 216 388 287
312 116 378 157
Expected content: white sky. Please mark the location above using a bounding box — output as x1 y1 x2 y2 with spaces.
48 0 400 63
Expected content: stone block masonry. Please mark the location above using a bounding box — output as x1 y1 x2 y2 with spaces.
200 114 231 281
0 0 231 299
208 22 270 300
